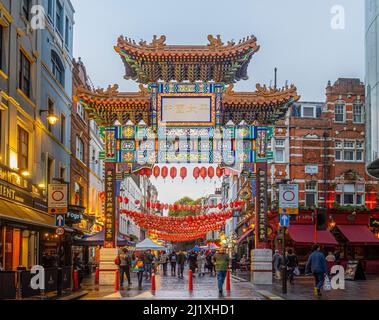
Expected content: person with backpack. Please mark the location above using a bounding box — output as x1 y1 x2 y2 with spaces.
118 248 132 288
305 244 328 297
177 251 186 278
143 250 154 280
169 251 178 276
160 251 169 276
286 249 299 285
133 256 145 290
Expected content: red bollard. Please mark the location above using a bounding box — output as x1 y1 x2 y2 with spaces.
226 269 231 292
73 270 79 291
115 269 119 292
188 269 193 292
151 272 156 292
95 267 100 285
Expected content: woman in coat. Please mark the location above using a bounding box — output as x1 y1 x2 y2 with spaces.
197 251 207 277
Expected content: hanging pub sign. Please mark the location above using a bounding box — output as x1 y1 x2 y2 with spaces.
104 163 116 248
370 218 379 229
256 167 268 243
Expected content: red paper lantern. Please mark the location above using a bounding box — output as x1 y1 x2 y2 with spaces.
145 168 152 177
216 167 223 178
153 166 160 178
193 167 200 180
140 168 146 176
135 200 140 205
200 167 207 180
170 167 177 179
124 197 129 205
208 167 215 179
146 201 151 208
161 166 168 179
118 196 123 203
180 167 187 180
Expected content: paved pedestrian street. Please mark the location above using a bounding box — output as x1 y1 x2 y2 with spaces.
80 270 264 300
79 270 379 301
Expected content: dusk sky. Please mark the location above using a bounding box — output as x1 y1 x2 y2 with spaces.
70 0 365 204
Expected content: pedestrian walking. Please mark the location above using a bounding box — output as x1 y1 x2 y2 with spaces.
212 247 230 296
169 251 178 276
231 251 238 275
177 251 186 278
273 250 282 280
133 257 145 290
143 250 154 280
197 251 207 276
160 251 169 276
207 250 216 276
188 251 198 276
305 244 328 297
73 252 84 288
118 248 132 288
286 249 298 285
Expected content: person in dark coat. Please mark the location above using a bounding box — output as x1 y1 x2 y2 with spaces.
177 251 186 278
188 251 198 276
169 251 178 276
286 249 298 285
306 244 328 297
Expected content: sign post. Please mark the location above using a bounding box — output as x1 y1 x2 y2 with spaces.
48 184 68 214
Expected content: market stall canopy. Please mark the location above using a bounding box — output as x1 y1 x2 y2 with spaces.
337 225 379 245
74 230 135 247
288 225 338 245
135 238 166 251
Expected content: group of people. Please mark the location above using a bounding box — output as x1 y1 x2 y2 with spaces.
273 245 339 297
115 247 232 296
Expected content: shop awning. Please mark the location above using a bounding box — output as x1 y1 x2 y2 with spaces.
74 230 135 247
237 229 254 244
337 225 379 245
0 199 60 230
288 225 338 245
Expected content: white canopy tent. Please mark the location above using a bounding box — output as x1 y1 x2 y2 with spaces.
135 238 166 251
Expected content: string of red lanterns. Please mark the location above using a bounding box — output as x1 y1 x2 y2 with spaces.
133 166 238 180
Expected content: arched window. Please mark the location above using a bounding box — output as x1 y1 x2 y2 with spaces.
51 50 65 86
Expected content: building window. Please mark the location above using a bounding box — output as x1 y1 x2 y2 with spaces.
335 103 345 123
335 141 364 162
305 181 317 207
74 182 83 206
56 1 63 35
302 105 316 118
0 26 3 70
22 0 31 20
47 157 55 184
65 17 70 46
353 104 364 123
336 184 364 206
77 102 85 119
19 51 31 97
76 136 84 162
47 0 54 21
51 51 64 86
60 114 66 144
275 139 285 163
17 126 29 170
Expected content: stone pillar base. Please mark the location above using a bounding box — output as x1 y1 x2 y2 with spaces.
99 248 118 286
251 249 273 285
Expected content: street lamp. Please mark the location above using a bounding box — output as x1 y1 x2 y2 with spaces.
40 110 59 125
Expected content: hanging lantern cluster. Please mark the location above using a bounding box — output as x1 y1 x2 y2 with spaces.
121 210 233 235
146 200 246 212
152 231 207 243
148 166 233 180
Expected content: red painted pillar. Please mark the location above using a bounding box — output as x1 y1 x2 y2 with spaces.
226 269 231 292
73 270 79 291
115 269 119 292
95 267 100 285
188 269 193 292
151 271 156 292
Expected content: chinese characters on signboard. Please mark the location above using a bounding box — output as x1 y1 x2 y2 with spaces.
256 168 268 243
104 163 116 248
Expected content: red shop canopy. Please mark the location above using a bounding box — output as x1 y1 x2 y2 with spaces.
288 225 338 246
237 229 254 244
337 225 379 245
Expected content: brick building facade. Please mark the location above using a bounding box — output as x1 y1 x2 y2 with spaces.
270 78 378 210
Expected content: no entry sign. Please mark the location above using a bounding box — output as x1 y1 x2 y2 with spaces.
279 184 299 215
48 184 68 214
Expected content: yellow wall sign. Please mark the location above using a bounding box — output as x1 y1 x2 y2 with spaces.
279 208 299 215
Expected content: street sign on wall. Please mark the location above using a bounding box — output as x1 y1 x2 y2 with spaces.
279 184 299 215
48 184 68 214
280 214 290 228
55 214 65 227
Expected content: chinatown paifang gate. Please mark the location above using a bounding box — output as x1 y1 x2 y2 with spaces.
76 35 299 285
